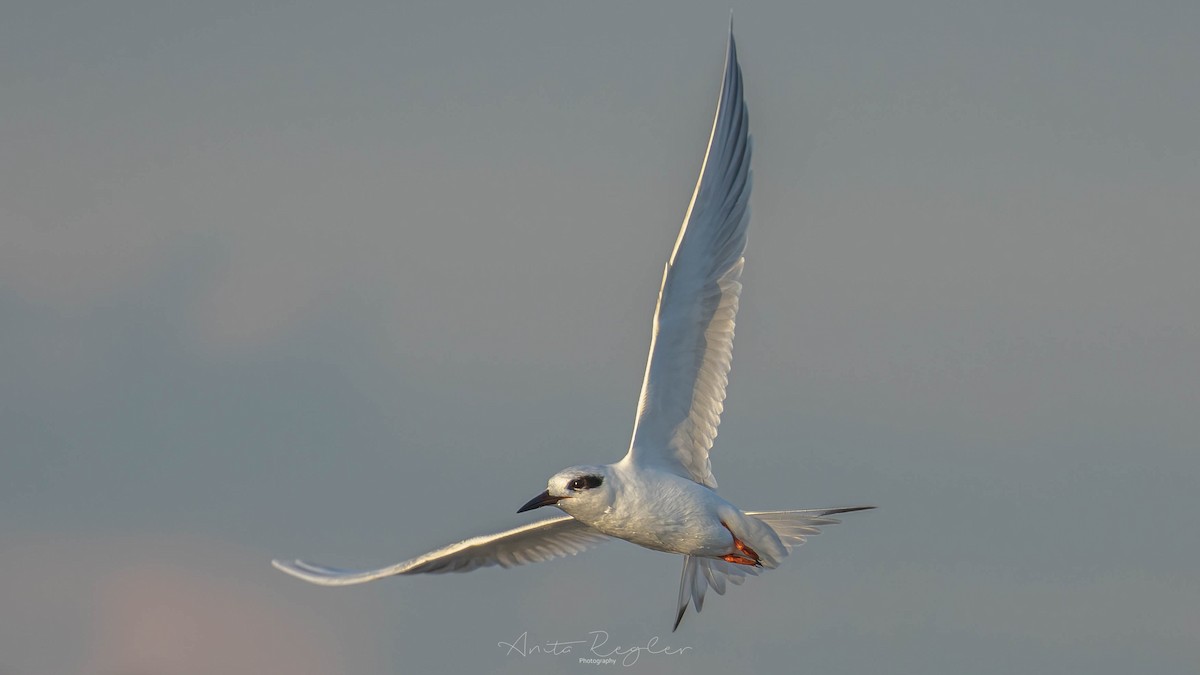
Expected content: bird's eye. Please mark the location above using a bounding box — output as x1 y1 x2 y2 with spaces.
568 475 603 491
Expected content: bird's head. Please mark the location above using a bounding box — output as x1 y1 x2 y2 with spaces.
518 465 613 519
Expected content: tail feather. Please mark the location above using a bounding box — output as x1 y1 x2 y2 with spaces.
675 556 761 630
701 561 726 595
674 556 696 629
671 506 873 631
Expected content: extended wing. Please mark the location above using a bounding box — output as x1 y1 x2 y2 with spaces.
622 26 752 488
272 515 610 585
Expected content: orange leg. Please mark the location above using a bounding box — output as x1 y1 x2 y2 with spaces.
720 521 762 567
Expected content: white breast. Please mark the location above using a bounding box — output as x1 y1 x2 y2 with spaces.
590 468 736 557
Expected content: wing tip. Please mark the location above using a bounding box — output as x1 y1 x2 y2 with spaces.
726 13 739 64
821 505 877 516
272 557 348 585
271 557 314 582
272 557 316 574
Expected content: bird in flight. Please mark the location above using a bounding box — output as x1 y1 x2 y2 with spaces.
273 24 873 631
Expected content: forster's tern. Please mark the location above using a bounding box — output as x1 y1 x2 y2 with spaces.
273 25 873 630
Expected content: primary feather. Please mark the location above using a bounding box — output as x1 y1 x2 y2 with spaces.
271 516 609 585
622 25 752 489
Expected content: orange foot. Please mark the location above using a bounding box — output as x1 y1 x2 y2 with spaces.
720 521 763 567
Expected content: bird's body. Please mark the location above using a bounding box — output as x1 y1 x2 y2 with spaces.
548 462 784 565
589 467 748 559
273 22 872 630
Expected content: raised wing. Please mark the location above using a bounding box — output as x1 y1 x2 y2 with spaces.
623 27 752 488
272 516 610 586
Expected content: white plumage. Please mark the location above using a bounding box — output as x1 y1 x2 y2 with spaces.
273 23 873 631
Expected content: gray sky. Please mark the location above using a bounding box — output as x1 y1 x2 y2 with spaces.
3 1 1198 673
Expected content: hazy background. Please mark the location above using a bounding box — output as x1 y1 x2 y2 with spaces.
3 1 1197 673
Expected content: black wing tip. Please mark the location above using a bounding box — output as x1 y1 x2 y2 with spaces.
673 605 687 632
821 506 877 516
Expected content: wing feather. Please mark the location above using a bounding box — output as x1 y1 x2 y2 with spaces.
624 27 752 488
272 516 609 586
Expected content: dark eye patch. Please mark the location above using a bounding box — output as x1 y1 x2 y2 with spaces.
568 475 604 491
